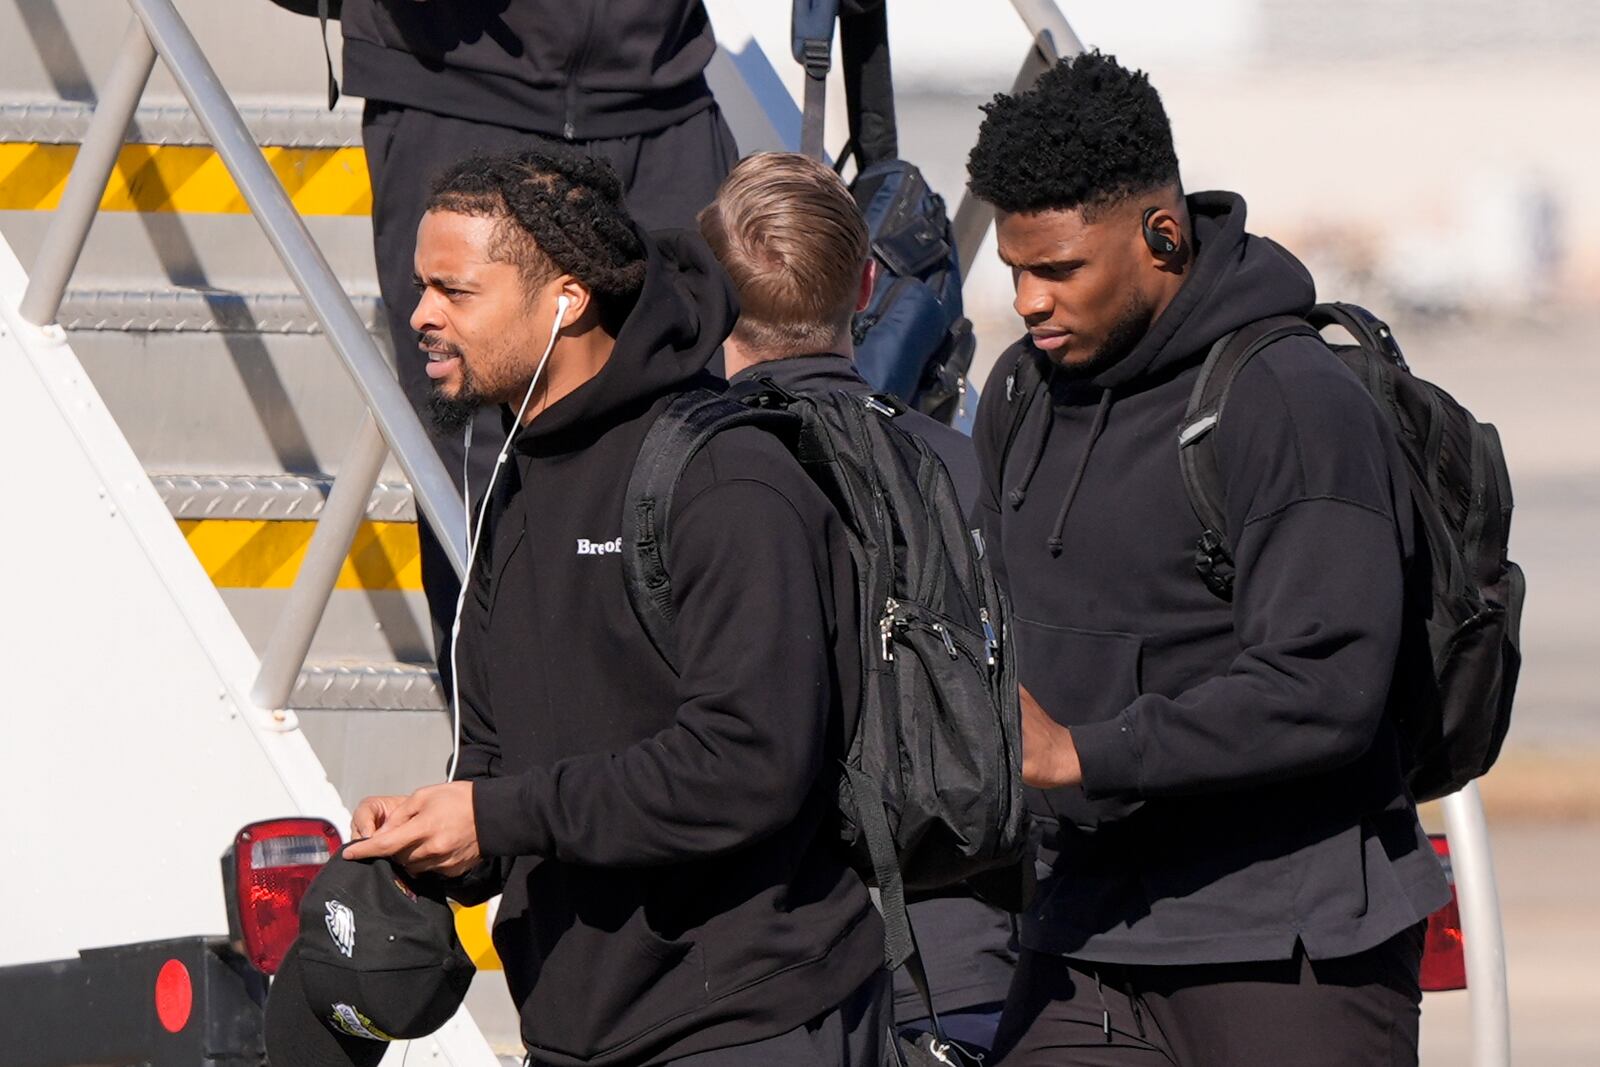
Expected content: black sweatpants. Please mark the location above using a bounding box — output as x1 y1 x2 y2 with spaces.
992 925 1426 1067
361 101 739 662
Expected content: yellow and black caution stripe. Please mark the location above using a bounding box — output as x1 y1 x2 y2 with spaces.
178 519 421 590
453 902 503 970
0 143 371 215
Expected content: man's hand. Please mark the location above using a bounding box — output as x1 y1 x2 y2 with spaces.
343 782 481 878
1020 686 1083 789
351 794 408 840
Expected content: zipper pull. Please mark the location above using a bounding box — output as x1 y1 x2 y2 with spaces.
980 608 998 667
934 622 958 660
880 599 897 663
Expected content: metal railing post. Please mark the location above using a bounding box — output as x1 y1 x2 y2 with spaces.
951 1 1084 279
951 34 1062 279
1009 0 1087 58
125 0 466 578
251 416 390 711
18 19 155 326
1441 782 1512 1067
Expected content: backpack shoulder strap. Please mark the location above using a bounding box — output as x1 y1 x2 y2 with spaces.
622 389 800 672
791 0 839 159
838 3 898 169
1178 316 1319 598
996 344 1047 485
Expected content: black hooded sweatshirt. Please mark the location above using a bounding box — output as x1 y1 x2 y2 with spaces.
452 232 882 1065
340 1 716 140
973 193 1449 966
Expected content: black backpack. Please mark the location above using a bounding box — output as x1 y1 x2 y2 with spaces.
621 384 1026 971
1002 302 1523 803
791 0 976 426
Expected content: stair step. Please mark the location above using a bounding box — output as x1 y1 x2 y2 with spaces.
59 286 383 335
0 101 361 148
293 661 443 713
153 473 416 522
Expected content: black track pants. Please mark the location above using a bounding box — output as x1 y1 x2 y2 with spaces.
993 925 1425 1067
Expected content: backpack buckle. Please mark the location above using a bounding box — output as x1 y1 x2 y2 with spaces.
1194 529 1236 600
801 39 831 78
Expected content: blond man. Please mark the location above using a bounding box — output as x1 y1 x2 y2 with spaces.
700 152 1010 1052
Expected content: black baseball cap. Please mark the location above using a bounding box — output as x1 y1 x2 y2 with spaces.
264 849 475 1065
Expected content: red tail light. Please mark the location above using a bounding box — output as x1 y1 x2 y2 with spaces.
222 818 341 975
1420 833 1467 992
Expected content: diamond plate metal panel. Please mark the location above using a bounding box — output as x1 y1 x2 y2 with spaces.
292 662 445 712
58 287 383 334
154 473 416 521
0 101 362 147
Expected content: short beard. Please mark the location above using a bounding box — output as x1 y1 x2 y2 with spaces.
1056 293 1154 380
426 386 480 436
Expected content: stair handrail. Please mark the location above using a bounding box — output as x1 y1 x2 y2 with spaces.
17 1 465 580
14 1 469 712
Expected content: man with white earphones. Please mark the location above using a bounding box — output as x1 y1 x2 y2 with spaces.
341 149 887 1067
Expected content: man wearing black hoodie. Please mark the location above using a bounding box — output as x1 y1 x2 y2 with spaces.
342 149 886 1066
341 0 739 665
699 151 1012 1054
964 55 1450 1065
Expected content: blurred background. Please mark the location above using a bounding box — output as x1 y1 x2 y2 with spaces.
743 2 1600 1061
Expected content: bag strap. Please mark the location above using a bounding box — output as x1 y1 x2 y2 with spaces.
838 3 898 169
791 0 839 159
317 0 340 109
844 765 953 1055
995 346 1047 494
621 389 800 672
1178 316 1319 599
791 1 898 166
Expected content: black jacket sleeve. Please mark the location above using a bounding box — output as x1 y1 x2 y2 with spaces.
1073 339 1410 798
470 473 842 866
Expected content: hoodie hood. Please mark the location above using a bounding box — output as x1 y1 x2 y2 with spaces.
514 228 737 446
1091 191 1315 391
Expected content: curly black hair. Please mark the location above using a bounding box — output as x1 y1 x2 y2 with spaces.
967 51 1180 217
425 149 648 306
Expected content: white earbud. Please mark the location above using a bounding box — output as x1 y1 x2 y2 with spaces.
446 289 573 782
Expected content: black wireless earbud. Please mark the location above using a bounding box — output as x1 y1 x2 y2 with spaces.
1142 206 1177 255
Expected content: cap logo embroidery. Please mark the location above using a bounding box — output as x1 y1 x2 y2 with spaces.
325 899 355 958
330 1002 393 1042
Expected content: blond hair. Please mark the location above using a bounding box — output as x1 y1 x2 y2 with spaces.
699 152 869 355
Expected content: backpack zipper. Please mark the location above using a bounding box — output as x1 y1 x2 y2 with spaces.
979 607 998 667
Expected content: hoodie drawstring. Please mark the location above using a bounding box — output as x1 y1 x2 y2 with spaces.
1047 388 1114 556
1091 969 1150 1047
1094 970 1112 1042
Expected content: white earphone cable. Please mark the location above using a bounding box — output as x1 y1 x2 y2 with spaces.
446 294 569 782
